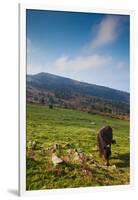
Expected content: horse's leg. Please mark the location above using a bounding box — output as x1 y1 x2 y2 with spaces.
106 159 109 166
97 134 104 157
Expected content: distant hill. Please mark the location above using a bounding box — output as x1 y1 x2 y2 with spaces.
27 72 129 103
27 72 130 119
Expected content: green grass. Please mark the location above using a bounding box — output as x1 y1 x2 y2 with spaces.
26 104 130 190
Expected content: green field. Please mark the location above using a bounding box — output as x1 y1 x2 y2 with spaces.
26 104 130 190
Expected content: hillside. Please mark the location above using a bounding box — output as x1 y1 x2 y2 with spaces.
26 104 130 190
27 72 130 118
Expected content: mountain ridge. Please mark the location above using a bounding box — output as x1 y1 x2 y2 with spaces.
27 72 129 94
27 72 129 104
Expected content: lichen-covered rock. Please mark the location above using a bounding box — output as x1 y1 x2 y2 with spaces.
52 153 63 166
73 151 80 161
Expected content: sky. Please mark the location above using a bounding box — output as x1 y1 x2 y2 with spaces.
26 9 130 92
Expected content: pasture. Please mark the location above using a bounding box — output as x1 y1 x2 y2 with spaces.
26 104 130 190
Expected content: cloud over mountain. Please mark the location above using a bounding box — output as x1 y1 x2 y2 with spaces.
55 54 112 72
91 16 123 48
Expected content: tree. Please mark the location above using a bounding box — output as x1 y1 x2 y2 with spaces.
40 97 45 105
49 104 53 109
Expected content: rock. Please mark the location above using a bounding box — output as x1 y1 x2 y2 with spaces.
82 169 92 176
63 155 70 162
79 152 87 162
73 152 80 161
27 141 32 149
98 164 107 170
109 165 116 170
89 159 95 164
52 153 63 166
27 140 37 150
50 144 59 153
29 140 37 150
53 144 59 149
91 163 97 167
67 149 72 154
77 148 83 153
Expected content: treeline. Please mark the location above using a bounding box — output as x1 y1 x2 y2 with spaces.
27 86 129 120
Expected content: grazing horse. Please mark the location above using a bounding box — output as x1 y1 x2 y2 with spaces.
97 126 116 166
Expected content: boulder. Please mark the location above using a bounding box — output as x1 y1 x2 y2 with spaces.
52 153 63 166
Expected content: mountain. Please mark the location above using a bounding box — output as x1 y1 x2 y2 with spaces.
27 72 129 103
27 72 129 118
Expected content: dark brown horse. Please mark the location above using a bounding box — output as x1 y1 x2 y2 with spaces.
97 126 116 166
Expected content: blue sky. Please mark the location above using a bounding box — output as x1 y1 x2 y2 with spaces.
26 10 130 92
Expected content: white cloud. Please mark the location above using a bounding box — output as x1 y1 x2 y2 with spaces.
91 16 121 48
55 54 112 72
27 16 126 76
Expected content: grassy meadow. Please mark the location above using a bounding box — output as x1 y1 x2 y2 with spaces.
26 104 130 190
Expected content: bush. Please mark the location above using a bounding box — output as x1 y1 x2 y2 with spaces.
49 104 53 109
